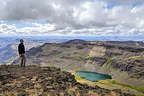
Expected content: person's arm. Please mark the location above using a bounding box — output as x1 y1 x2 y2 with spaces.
23 45 25 54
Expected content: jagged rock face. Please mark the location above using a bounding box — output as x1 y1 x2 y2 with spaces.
111 57 144 78
12 40 144 86
0 65 135 96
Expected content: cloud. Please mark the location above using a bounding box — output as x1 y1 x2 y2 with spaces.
0 24 16 35
103 0 144 4
0 0 144 36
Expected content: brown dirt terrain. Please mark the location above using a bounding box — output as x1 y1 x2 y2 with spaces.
0 65 135 96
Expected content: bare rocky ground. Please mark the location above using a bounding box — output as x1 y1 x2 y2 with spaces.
0 65 135 96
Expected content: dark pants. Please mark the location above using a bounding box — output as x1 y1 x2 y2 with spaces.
20 54 26 67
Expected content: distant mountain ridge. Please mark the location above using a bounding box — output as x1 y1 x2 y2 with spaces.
0 44 17 64
65 39 87 44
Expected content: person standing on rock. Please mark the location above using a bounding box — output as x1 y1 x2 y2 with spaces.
18 39 26 67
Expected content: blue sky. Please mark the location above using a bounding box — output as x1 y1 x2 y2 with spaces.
0 0 144 36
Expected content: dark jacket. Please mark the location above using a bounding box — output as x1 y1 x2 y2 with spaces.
18 43 25 54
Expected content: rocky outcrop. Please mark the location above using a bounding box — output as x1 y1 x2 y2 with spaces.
0 65 135 96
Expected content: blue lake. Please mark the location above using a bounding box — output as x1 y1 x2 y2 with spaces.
76 71 112 82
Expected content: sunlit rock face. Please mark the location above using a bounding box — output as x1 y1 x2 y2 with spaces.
89 46 106 57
